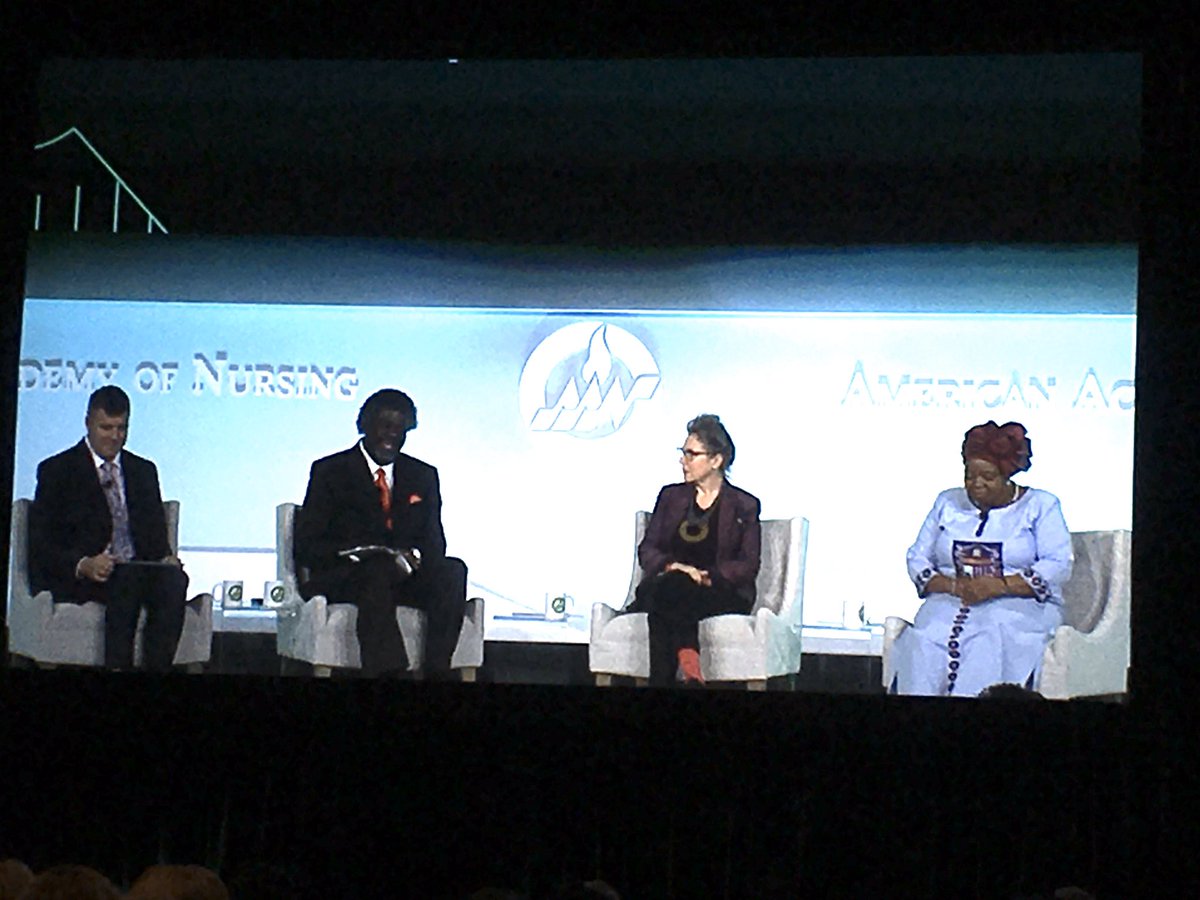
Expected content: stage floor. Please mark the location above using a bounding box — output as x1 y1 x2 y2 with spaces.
208 630 886 693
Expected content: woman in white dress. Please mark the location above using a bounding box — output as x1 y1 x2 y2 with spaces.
891 421 1073 697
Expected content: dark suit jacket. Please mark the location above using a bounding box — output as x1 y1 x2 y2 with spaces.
638 481 762 605
294 445 447 595
29 440 173 601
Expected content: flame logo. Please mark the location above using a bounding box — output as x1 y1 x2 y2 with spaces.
580 325 614 386
519 322 661 439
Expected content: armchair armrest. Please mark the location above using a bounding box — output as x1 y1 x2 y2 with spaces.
1039 621 1129 698
7 587 56 660
591 602 621 641
881 616 912 689
185 592 213 611
464 596 484 626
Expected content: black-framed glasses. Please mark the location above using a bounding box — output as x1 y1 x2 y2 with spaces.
679 447 710 460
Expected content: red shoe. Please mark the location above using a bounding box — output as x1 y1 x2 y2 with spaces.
677 648 705 684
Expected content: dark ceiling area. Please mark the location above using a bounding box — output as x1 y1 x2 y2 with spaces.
27 56 1140 243
35 57 1139 166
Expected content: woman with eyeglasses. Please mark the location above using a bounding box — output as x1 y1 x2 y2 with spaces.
625 414 761 686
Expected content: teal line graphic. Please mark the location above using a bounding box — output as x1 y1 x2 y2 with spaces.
34 127 169 234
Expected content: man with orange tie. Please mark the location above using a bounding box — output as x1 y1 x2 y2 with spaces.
29 385 187 671
294 388 467 678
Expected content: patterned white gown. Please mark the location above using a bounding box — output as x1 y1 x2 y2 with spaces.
891 486 1073 697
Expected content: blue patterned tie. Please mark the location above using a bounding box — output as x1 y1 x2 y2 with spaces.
101 461 136 562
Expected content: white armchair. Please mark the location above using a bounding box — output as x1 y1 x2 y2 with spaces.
589 512 809 689
1037 530 1131 698
273 502 484 679
881 529 1131 699
7 498 214 671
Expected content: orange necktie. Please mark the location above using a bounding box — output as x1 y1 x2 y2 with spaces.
375 467 392 530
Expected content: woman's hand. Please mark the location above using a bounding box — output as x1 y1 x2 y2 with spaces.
929 573 1017 605
926 574 956 597
957 576 1008 606
665 562 711 586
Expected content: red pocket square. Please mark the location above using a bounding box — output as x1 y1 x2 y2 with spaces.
407 494 423 505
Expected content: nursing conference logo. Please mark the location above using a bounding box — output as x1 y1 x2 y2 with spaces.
518 322 661 439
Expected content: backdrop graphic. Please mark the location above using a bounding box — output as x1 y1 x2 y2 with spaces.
10 241 1136 643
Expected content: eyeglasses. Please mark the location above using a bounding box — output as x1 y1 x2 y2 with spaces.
679 447 710 460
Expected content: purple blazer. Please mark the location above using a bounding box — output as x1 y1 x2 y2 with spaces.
638 482 762 605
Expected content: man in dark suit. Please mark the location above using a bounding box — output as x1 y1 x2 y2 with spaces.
29 385 188 671
294 388 467 678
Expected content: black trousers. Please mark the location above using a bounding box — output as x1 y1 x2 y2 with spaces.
309 554 468 677
98 563 189 671
628 570 750 686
